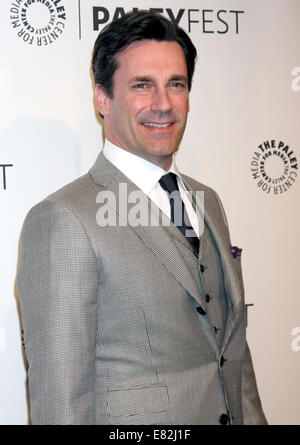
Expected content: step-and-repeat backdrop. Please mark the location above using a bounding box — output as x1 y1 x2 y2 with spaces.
0 0 299 425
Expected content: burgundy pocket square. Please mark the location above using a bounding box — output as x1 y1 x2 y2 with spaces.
230 245 242 259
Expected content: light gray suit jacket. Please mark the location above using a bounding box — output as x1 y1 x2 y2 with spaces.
17 152 267 425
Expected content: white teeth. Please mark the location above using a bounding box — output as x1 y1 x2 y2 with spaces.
143 122 172 128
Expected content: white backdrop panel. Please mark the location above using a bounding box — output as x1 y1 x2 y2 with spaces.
0 0 299 424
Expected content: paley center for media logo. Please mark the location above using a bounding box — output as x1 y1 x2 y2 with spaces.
250 140 298 195
10 0 66 46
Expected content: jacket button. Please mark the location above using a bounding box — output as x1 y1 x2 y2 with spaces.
219 413 230 425
220 356 227 367
196 306 206 315
205 294 210 303
200 264 205 272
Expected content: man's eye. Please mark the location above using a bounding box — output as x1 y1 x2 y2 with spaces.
170 82 185 88
134 83 148 89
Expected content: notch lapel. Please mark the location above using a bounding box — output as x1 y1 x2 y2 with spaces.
204 205 244 349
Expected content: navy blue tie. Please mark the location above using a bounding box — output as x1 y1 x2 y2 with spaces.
159 172 199 256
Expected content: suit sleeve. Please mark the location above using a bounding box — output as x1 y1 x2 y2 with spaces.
241 342 268 424
16 200 98 424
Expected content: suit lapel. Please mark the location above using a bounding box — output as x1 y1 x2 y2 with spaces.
89 152 205 308
202 202 243 348
182 175 244 348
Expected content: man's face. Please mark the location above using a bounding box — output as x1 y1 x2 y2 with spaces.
95 39 190 170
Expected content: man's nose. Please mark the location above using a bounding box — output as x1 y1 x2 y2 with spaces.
150 87 172 113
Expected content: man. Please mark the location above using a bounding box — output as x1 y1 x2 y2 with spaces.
17 11 267 425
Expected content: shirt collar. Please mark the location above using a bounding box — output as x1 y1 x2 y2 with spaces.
103 139 184 195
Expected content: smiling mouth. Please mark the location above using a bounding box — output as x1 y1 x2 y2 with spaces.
142 122 174 128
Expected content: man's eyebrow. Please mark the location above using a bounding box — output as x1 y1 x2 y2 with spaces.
128 76 153 83
169 75 188 83
128 75 188 83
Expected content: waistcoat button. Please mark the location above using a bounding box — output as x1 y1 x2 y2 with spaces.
219 413 230 425
196 306 206 315
220 356 227 367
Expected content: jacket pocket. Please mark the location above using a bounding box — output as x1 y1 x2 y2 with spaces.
107 383 171 425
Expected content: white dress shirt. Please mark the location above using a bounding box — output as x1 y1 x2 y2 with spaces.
102 139 200 237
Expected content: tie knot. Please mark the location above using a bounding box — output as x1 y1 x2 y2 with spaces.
159 172 179 194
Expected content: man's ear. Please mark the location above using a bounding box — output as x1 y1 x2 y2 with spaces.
95 84 110 117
